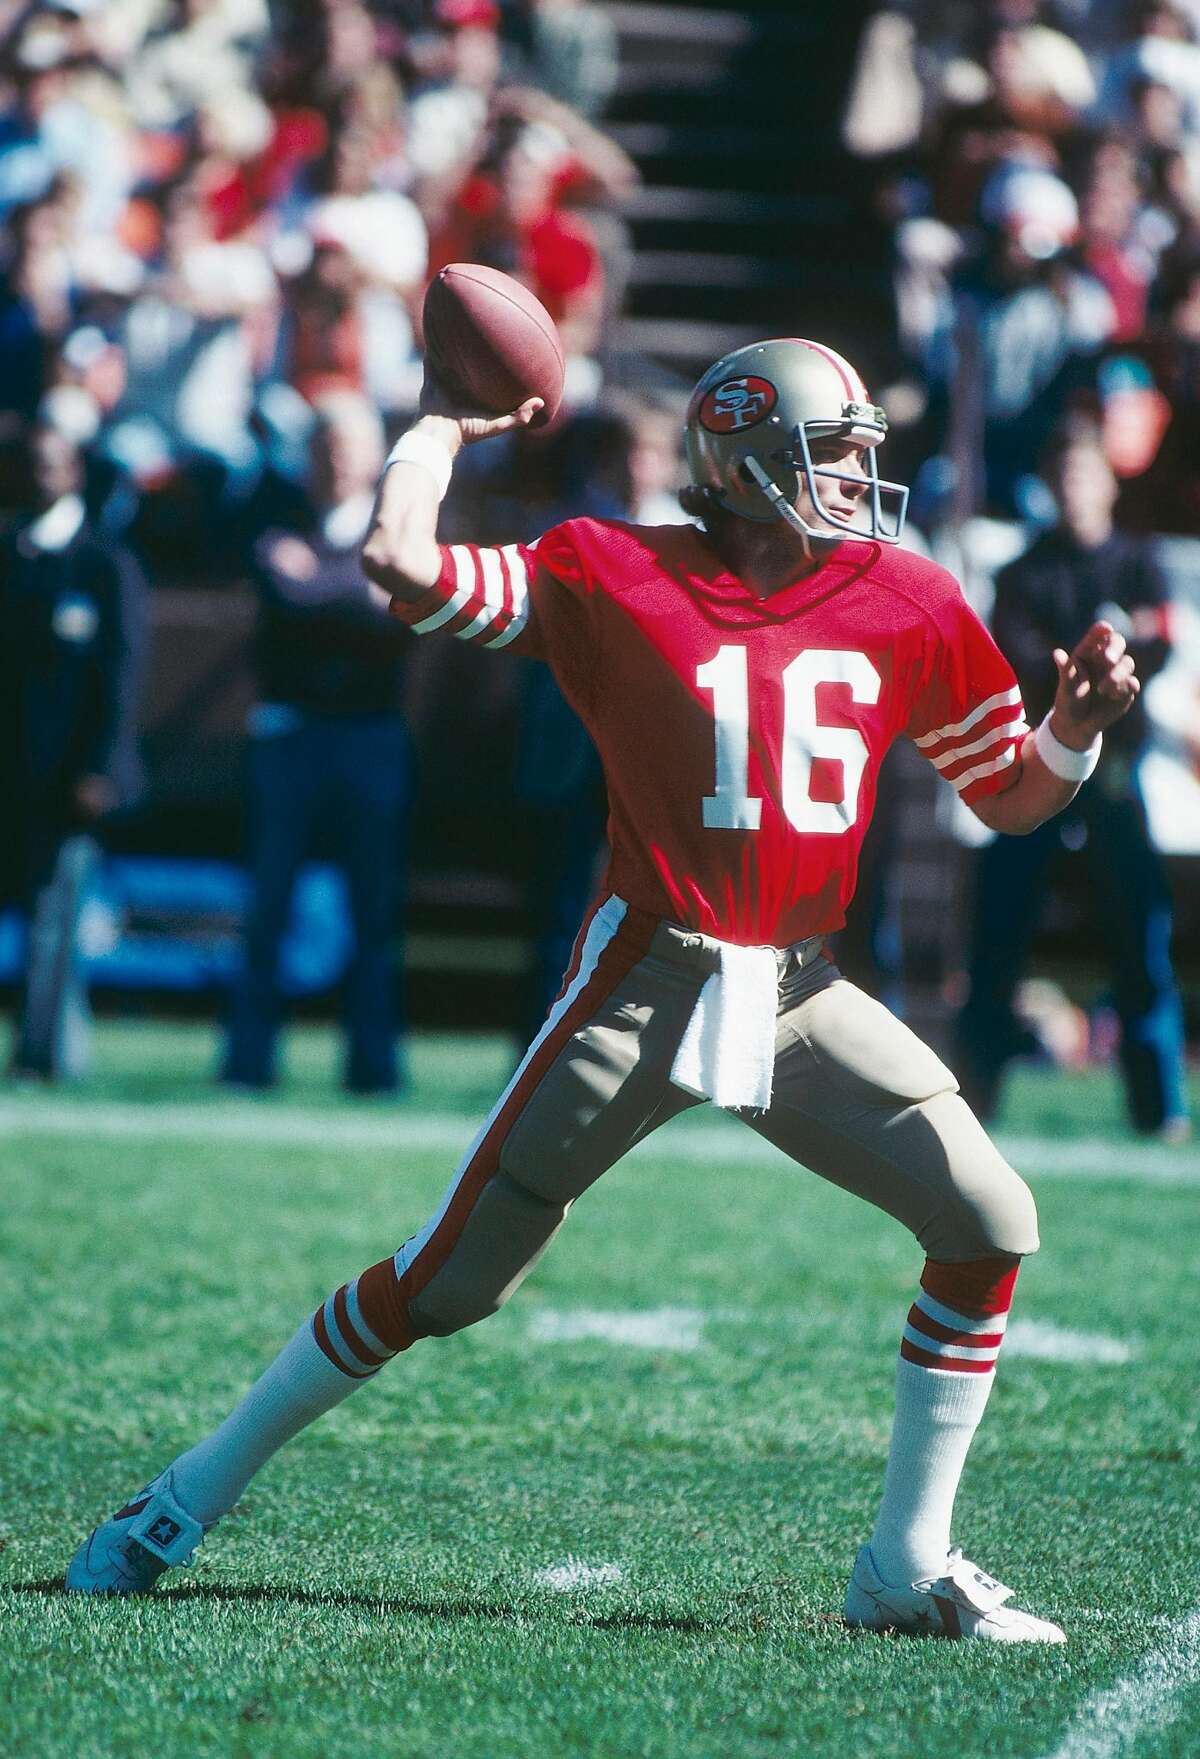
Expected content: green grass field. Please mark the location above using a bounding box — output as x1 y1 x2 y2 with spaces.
2 1021 1199 1759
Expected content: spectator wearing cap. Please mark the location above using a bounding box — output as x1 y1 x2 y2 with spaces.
914 6 1093 233
955 422 1188 1141
920 163 1116 515
1 414 146 1080
223 392 412 1095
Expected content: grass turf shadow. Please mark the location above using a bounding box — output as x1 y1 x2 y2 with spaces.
4 1578 712 1632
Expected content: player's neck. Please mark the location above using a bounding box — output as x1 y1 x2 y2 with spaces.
710 521 833 598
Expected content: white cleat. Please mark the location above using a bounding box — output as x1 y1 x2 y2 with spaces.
65 1471 209 1595
844 1544 1066 1642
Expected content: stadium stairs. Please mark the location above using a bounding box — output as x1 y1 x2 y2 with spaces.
602 0 890 388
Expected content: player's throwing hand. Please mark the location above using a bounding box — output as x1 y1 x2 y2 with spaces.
1050 620 1140 747
418 371 544 445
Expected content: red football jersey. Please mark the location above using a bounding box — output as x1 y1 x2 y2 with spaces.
390 520 1029 946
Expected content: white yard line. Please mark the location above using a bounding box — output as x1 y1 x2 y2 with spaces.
0 1098 472 1153
528 1306 706 1352
526 1308 1132 1365
534 1558 623 1593
0 1098 1197 1184
998 1135 1200 1185
1003 1321 1136 1366
1035 1608 1200 1759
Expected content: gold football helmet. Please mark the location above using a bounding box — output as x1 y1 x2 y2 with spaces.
684 338 908 546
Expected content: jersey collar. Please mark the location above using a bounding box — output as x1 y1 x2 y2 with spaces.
687 533 880 624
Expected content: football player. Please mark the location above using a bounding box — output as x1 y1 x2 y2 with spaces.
67 340 1139 1640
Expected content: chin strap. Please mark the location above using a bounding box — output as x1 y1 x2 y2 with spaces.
740 456 819 560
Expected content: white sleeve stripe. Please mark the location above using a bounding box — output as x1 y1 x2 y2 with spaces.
480 545 530 647
483 612 527 648
929 717 1029 771
497 543 514 623
948 743 1020 792
411 542 534 649
501 544 529 618
913 685 1023 749
454 546 505 641
410 546 477 634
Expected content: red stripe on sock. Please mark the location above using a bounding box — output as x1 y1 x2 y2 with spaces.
333 1283 389 1368
906 1304 1006 1350
920 1256 1020 1318
900 1337 997 1373
311 1302 377 1379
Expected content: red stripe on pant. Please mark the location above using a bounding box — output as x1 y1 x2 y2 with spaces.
340 905 658 1366
550 894 604 1008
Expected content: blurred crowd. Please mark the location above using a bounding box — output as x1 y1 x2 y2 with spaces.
0 0 687 1090
0 0 641 572
845 0 1200 531
841 0 1200 1139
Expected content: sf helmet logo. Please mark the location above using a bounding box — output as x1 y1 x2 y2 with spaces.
699 375 777 434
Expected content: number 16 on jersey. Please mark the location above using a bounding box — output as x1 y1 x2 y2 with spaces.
697 645 881 835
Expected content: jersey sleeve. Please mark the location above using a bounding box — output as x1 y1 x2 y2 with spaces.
385 525 595 696
907 594 1030 806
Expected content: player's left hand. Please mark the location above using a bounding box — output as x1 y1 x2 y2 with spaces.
1050 620 1140 748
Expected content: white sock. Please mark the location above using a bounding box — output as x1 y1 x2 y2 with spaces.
168 1322 363 1525
868 1357 995 1586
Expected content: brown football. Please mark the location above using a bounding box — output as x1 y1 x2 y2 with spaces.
422 263 565 427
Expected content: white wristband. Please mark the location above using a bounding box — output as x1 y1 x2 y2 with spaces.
1034 711 1102 783
383 430 454 500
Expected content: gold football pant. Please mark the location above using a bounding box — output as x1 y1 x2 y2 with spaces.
318 898 1038 1372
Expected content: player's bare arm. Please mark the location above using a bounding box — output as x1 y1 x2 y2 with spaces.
969 620 1139 836
361 379 543 606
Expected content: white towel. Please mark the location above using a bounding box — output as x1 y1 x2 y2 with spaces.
670 943 779 1110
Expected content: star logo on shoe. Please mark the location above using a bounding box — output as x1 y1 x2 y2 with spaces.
145 1516 182 1549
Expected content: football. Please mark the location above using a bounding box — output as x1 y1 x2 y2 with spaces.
421 262 565 427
